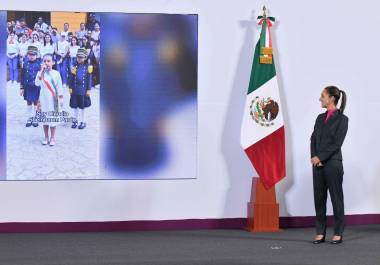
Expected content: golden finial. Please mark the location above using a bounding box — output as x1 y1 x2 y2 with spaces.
262 6 267 17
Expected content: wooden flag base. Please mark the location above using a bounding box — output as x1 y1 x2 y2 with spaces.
246 177 281 232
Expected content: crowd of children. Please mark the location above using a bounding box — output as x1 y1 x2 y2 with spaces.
6 14 100 146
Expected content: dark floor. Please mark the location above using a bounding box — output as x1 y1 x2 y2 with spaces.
0 225 379 265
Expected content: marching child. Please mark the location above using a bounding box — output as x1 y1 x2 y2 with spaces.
69 48 92 129
20 46 41 127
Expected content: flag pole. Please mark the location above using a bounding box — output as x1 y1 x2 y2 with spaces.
245 5 281 233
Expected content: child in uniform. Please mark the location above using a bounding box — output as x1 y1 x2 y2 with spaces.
69 48 92 129
20 46 41 127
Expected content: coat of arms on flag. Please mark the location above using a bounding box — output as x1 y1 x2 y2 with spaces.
250 96 279 127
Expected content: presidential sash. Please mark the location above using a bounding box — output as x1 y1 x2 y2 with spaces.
42 71 59 112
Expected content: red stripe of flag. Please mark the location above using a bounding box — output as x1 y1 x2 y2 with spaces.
244 126 285 189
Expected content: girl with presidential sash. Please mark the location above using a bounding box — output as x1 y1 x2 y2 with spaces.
35 54 63 146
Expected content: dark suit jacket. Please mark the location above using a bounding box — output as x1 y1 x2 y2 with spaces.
310 109 349 163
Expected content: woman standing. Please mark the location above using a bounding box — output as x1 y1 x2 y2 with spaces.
81 36 93 65
55 32 70 87
40 34 55 58
18 34 29 68
29 33 41 58
310 86 348 244
69 36 80 66
90 22 100 41
7 31 19 84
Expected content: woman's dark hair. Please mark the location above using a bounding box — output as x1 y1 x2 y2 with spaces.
324 86 347 113
81 36 91 49
71 36 78 46
44 34 53 46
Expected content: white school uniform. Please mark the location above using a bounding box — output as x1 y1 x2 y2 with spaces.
69 45 79 58
7 40 19 56
34 22 49 32
57 40 69 57
91 30 100 41
35 69 63 126
76 30 86 39
40 43 55 57
18 42 29 57
60 31 71 41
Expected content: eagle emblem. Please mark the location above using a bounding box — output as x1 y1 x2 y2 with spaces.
250 96 279 127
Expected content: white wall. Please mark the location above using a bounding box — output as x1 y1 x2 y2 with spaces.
1 0 380 222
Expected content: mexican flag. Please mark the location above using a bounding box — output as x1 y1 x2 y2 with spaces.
240 14 285 189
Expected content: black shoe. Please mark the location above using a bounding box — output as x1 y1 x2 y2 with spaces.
78 122 86 129
25 119 32 127
71 121 78 129
32 122 38 127
330 235 343 244
312 235 325 244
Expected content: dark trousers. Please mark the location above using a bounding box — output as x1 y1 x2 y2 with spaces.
313 159 345 236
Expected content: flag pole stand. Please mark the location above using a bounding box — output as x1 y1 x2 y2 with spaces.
246 177 281 232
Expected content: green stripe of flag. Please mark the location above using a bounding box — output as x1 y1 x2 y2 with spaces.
247 22 276 94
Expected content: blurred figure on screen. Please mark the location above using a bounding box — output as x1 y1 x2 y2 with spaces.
102 14 197 175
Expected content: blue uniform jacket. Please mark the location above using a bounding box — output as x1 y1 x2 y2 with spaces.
21 58 41 89
69 62 92 96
